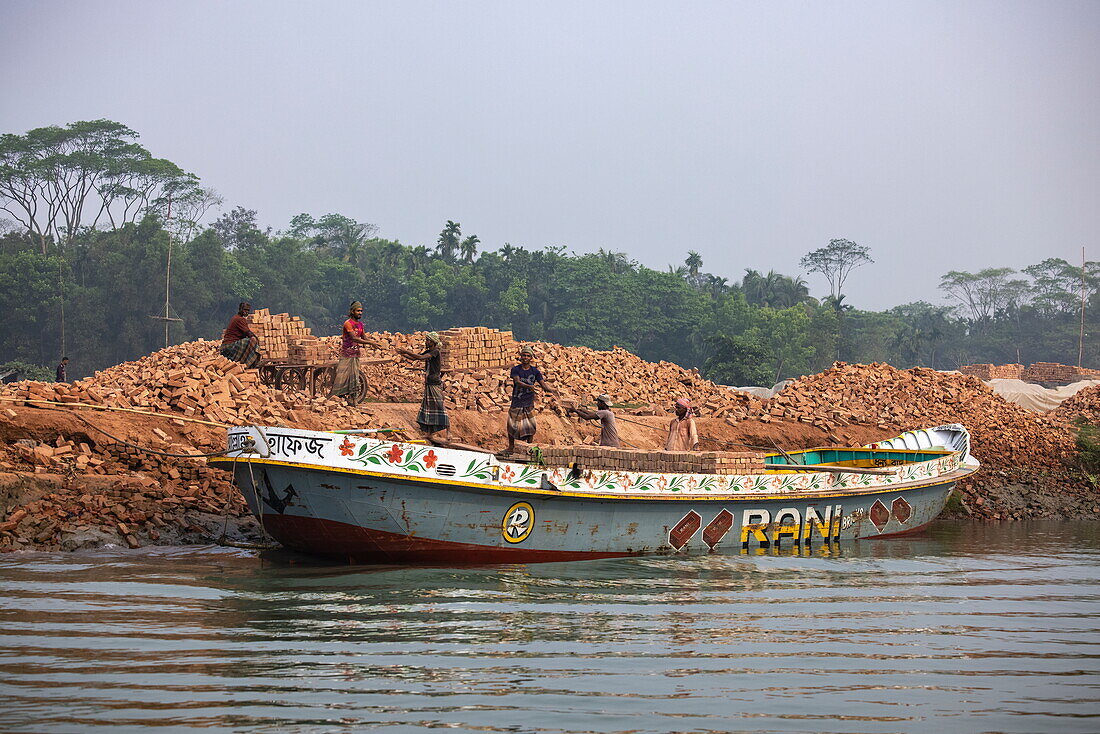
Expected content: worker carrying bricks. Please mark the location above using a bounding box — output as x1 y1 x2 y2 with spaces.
220 302 261 368
330 301 380 406
396 331 450 442
566 393 621 448
665 397 699 451
505 345 557 455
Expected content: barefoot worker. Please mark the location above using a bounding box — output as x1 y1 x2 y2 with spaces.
505 345 557 454
330 301 379 406
396 331 450 441
220 302 260 368
664 397 699 451
566 393 621 448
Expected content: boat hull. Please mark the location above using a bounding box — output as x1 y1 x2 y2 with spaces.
227 460 960 564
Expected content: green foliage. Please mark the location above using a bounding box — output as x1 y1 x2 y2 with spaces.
704 334 775 386
800 238 873 300
3 120 1100 385
0 360 52 382
1074 421 1100 486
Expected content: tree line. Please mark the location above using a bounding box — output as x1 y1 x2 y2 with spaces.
2 120 1097 385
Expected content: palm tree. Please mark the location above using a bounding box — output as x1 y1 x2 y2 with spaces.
500 243 516 262
823 293 850 313
460 234 480 263
381 240 405 270
706 274 728 299
598 248 631 274
685 251 703 278
408 245 430 273
436 220 460 262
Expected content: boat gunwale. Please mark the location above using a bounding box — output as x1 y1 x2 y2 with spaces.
209 454 978 502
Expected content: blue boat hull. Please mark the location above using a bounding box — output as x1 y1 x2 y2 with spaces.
227 460 959 564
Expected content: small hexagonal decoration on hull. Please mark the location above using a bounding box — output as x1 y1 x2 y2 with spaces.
891 496 913 524
869 500 891 532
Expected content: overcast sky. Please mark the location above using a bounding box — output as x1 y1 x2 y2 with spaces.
2 0 1098 309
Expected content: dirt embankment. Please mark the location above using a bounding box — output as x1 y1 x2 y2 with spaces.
1 338 1097 552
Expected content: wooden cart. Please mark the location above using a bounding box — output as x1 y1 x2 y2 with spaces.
258 357 394 402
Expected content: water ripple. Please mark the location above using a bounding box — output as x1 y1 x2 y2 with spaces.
0 520 1098 732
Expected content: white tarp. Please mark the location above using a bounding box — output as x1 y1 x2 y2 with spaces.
987 378 1100 413
726 380 792 400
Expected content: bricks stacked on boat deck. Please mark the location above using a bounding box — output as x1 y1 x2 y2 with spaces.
539 446 767 475
439 327 516 372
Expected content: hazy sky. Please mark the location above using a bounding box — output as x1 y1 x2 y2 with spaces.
2 0 1098 309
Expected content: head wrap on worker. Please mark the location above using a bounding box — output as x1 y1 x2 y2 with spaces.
426 331 441 345
519 345 535 357
349 301 363 315
675 397 692 414
596 394 612 406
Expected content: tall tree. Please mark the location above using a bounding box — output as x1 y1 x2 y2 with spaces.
800 238 873 301
939 268 1029 324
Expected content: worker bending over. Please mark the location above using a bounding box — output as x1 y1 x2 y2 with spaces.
567 393 621 448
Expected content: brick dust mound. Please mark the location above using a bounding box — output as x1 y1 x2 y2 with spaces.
759 362 1075 471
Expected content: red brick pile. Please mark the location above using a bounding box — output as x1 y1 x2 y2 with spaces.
959 363 1025 380
1049 384 1100 425
357 335 762 420
1024 362 1100 382
960 361 1100 383
759 362 1074 470
3 342 296 426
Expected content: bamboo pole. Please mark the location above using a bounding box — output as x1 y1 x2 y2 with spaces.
0 396 229 427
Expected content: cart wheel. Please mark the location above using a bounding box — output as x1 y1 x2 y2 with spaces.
277 367 307 393
314 365 336 396
355 369 370 403
258 364 277 387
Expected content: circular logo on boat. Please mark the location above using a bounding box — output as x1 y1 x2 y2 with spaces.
502 502 535 543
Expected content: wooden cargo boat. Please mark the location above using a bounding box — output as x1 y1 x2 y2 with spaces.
209 424 979 564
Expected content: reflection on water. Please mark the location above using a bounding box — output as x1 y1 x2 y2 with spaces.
0 520 1098 733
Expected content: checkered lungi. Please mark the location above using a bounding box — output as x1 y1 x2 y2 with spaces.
507 406 537 440
417 382 450 431
219 336 260 368
329 356 361 402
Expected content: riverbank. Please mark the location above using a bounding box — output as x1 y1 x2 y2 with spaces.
2 335 1098 552
1 399 1096 552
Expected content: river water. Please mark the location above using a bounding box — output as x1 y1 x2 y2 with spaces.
0 520 1098 733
